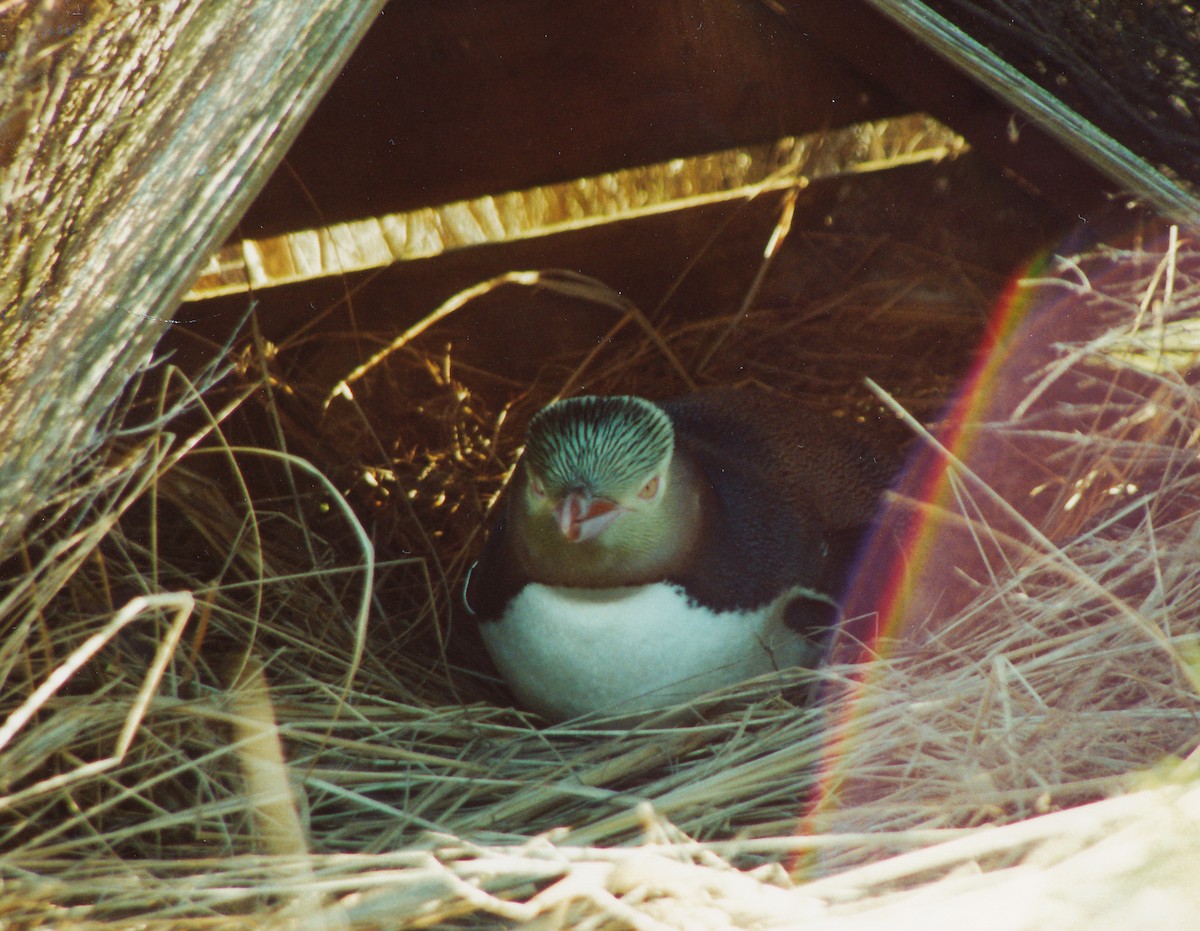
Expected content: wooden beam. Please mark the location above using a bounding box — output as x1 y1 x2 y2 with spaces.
861 0 1200 222
783 0 1124 220
188 114 967 300
0 0 386 552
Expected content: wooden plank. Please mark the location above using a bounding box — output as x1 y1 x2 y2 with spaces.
784 0 1122 220
861 0 1200 221
189 114 967 300
0 0 386 552
916 0 1200 198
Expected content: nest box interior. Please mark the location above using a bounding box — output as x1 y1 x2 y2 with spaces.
161 0 1151 698
7 3 1200 924
176 0 1111 370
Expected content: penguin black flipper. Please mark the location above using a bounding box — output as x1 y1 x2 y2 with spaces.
464 498 528 622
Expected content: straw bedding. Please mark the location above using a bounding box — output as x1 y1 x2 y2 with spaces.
1 222 1198 927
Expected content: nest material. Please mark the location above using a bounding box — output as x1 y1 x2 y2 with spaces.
1 221 1199 927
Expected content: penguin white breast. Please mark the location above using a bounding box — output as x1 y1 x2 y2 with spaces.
479 582 816 723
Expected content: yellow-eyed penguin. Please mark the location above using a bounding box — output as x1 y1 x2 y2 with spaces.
464 389 893 722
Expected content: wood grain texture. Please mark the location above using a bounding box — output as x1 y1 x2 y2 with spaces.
0 0 385 551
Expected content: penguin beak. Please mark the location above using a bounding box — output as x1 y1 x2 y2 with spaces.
555 490 624 543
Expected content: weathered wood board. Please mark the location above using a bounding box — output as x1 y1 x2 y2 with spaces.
0 0 385 552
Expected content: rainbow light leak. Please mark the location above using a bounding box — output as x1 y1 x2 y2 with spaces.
799 245 1058 842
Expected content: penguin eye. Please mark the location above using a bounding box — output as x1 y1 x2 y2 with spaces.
637 475 659 500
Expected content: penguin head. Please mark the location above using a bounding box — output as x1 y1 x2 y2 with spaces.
521 396 675 547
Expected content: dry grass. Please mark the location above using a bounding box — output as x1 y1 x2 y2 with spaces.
2 220 1199 927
